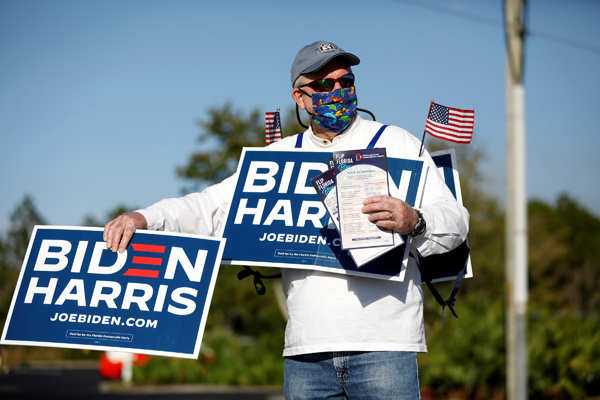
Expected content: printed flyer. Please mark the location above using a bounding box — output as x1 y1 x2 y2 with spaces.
311 166 406 267
333 148 393 250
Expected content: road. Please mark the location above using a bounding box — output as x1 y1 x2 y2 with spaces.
0 363 284 400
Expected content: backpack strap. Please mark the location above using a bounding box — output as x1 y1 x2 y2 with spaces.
367 125 388 149
365 122 467 317
237 266 281 296
295 132 303 148
414 241 470 318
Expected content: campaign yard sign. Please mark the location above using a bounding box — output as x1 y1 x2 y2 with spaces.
221 148 427 281
431 149 473 282
1 226 226 359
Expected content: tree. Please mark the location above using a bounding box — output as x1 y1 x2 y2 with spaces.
419 139 600 398
174 102 303 323
417 140 508 397
81 204 139 227
176 103 303 192
421 140 506 313
138 104 305 385
3 195 47 268
0 196 49 361
528 194 600 314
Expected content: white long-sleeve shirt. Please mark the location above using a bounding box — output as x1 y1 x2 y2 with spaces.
138 116 469 356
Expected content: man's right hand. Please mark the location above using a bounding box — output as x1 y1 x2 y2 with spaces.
103 211 148 253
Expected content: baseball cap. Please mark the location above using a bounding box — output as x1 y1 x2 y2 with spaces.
290 40 360 87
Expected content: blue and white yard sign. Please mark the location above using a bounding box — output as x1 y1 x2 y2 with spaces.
221 148 426 281
1 226 226 359
431 149 473 282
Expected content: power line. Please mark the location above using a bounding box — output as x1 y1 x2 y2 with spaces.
529 30 600 57
394 0 499 27
394 0 600 57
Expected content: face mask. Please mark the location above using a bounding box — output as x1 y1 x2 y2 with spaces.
310 87 357 133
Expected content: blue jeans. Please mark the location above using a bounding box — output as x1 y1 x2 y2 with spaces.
284 351 420 400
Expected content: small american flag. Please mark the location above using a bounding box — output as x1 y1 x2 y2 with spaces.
265 109 282 145
425 102 475 144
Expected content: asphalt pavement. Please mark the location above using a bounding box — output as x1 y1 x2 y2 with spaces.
0 363 284 400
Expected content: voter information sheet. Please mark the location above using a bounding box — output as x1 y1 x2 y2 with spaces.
334 148 393 250
311 168 339 231
311 167 405 268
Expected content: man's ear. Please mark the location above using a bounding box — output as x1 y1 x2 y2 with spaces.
292 88 306 110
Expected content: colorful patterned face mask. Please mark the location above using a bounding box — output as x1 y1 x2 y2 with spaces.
310 87 357 133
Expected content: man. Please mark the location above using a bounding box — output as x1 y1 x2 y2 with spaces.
104 40 469 399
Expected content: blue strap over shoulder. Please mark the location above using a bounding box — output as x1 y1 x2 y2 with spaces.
367 125 388 149
292 122 467 319
295 133 303 148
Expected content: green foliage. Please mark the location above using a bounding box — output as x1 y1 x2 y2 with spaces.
133 327 283 385
421 140 600 398
176 103 303 192
133 267 285 385
426 141 505 300
0 244 19 326
421 300 600 399
0 195 98 363
135 103 297 385
525 195 600 397
1 105 599 398
81 204 139 227
207 267 285 338
0 195 47 323
3 195 47 267
176 103 263 191
419 297 506 398
528 309 600 399
528 195 600 314
419 143 507 399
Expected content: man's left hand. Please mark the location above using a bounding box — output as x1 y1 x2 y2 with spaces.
362 195 419 234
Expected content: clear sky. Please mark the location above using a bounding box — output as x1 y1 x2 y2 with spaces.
1 0 599 231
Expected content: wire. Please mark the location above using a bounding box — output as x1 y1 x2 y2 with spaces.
394 0 600 57
530 30 600 56
395 0 499 27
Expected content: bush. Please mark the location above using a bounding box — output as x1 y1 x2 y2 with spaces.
528 309 600 399
133 266 285 386
419 297 505 398
419 297 600 399
133 326 284 385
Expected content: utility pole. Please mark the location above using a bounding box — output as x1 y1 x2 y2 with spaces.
504 0 527 399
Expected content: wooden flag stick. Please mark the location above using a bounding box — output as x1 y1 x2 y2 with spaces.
277 106 282 136
418 100 434 157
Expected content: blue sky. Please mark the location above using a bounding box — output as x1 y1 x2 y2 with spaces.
1 0 599 231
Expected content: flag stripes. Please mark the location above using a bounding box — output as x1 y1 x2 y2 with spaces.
425 102 474 144
265 110 282 144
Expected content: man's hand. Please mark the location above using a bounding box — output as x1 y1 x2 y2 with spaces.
362 195 419 235
103 211 148 253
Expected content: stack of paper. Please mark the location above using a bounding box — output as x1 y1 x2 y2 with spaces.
311 148 406 267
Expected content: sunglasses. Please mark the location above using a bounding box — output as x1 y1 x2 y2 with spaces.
300 74 355 92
